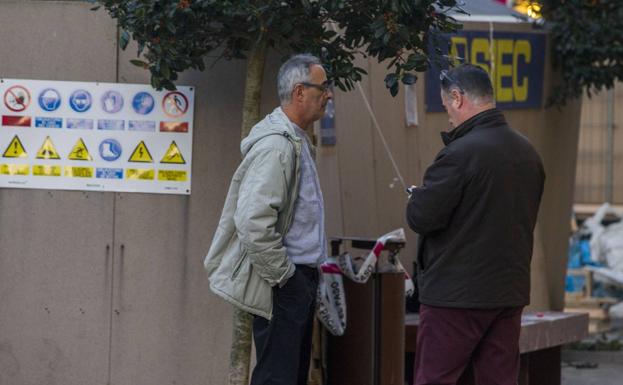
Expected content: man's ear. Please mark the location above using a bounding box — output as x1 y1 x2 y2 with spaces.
451 89 463 108
292 84 304 101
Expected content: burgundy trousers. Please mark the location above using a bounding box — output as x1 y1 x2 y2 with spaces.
415 304 523 385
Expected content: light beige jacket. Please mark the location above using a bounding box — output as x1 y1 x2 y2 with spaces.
204 107 302 320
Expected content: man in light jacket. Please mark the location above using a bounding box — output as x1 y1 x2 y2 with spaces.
204 54 332 385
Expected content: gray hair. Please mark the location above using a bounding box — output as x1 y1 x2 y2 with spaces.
441 64 495 106
277 54 322 105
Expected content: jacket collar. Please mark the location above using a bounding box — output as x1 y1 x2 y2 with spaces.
240 107 302 156
441 108 507 146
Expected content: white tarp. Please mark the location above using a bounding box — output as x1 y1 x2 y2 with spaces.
583 203 623 268
0 78 194 195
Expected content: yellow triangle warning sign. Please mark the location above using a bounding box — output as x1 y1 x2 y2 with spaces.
128 141 153 163
160 141 186 164
68 138 93 161
2 135 27 158
36 136 61 159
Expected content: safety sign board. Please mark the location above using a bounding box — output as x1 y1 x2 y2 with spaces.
0 78 194 194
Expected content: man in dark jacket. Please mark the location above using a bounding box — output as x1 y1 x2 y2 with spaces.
406 64 545 385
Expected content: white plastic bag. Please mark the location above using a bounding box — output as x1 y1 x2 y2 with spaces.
582 203 623 265
316 228 415 336
599 221 623 271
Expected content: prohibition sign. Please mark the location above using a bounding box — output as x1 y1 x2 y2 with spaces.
4 86 31 112
162 91 189 118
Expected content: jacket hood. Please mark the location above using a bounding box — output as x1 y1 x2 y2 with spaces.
241 107 301 156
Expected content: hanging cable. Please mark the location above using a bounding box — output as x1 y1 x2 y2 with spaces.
355 81 408 191
327 23 408 191
489 21 496 100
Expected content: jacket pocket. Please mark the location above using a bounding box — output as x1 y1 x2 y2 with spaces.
230 247 248 280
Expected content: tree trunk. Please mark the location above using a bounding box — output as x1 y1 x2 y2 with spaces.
228 36 268 385
241 37 269 139
228 308 254 385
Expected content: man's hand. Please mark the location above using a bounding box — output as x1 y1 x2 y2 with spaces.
406 185 417 198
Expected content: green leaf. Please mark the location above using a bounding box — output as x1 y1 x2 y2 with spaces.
130 59 148 68
389 82 399 97
97 0 466 100
384 73 398 89
120 30 130 50
402 73 417 85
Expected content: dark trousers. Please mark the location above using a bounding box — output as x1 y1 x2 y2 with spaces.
415 304 523 385
250 265 318 385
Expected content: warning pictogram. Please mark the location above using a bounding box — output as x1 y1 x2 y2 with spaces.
128 141 153 163
162 91 189 118
68 138 93 161
160 141 186 164
36 136 61 159
4 86 31 112
2 135 27 158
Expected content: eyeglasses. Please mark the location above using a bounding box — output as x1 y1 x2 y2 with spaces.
439 70 465 94
299 80 332 94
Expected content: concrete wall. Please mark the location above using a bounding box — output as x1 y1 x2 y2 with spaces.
0 2 273 384
0 2 580 385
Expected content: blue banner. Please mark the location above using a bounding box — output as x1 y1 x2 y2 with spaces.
426 31 546 112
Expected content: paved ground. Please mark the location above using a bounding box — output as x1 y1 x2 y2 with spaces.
562 350 623 385
562 363 623 385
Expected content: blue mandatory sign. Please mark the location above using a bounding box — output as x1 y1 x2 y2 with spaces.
99 138 122 162
38 88 62 112
35 117 63 128
132 92 155 115
96 168 123 179
101 90 124 113
69 89 92 113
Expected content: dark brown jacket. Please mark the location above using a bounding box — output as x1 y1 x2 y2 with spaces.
406 108 545 308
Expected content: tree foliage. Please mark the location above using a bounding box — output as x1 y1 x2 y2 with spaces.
541 0 623 105
91 0 463 96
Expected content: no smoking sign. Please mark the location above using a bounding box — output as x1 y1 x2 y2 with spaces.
4 85 31 112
